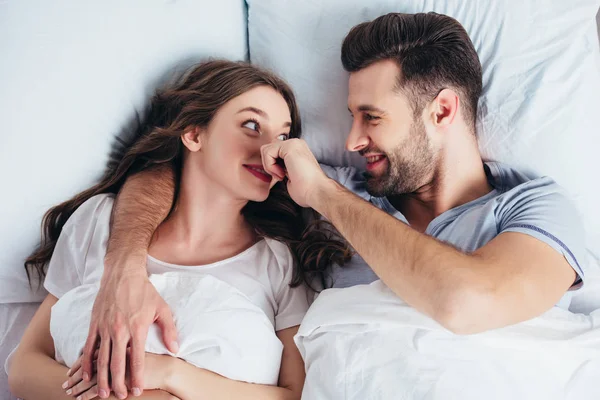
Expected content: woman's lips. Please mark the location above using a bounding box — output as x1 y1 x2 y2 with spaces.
243 164 272 183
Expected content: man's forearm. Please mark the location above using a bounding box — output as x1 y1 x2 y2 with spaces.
105 164 176 273
310 179 477 326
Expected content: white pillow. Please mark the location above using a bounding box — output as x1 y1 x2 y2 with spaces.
0 0 248 303
247 0 600 257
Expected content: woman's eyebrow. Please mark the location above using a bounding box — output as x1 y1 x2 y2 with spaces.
237 107 268 118
238 107 291 128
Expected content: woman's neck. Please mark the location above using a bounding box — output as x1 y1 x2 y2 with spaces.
149 164 256 265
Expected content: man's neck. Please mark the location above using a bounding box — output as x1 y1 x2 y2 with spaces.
389 136 492 232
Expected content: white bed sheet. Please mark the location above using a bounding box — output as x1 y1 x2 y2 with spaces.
0 303 39 400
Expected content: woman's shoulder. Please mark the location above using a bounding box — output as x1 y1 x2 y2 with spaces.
61 193 115 236
262 238 293 262
43 194 116 297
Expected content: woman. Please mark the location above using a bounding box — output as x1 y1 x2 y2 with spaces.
8 60 351 400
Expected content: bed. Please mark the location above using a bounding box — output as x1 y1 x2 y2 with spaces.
1 1 599 399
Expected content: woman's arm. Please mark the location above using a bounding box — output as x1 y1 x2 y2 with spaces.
8 294 177 400
9 295 77 400
274 326 305 396
162 326 305 400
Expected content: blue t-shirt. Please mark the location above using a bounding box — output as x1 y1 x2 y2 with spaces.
321 162 586 309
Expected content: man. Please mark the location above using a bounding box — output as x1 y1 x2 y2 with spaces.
81 12 586 399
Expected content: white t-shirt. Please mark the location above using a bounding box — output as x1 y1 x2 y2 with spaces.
44 194 309 384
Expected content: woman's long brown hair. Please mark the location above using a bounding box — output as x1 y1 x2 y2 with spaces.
25 60 352 291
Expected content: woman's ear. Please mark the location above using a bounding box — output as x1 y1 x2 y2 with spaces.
181 126 204 152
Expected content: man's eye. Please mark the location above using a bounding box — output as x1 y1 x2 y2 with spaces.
243 120 260 131
276 134 289 141
365 114 379 121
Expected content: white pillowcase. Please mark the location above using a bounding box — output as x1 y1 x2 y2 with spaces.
0 0 248 303
247 0 600 256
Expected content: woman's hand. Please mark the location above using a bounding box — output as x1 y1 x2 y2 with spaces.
64 353 100 400
65 352 177 399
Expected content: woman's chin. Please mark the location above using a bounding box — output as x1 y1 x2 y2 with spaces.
246 189 270 203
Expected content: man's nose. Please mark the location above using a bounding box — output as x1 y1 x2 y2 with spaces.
346 121 369 152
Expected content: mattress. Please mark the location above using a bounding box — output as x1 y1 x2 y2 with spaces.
0 303 39 400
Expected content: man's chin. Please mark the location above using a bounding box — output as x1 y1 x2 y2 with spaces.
364 176 387 197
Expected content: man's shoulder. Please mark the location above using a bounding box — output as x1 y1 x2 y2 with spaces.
487 161 571 207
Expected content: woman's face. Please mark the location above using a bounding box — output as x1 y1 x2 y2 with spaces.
184 85 292 202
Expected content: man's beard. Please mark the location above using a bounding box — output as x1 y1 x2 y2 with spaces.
363 118 435 197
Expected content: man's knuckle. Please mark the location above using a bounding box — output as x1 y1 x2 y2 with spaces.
110 360 124 373
97 358 108 369
110 323 125 338
99 328 111 339
130 322 146 337
130 356 144 368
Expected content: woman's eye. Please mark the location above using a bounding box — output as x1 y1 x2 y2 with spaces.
276 134 289 141
243 120 260 132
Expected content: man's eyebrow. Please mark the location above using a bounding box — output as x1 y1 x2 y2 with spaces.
348 105 386 113
357 104 385 113
237 107 268 119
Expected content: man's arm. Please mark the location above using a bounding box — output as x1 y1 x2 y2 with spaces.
310 180 575 334
82 164 178 399
261 139 576 335
105 163 177 273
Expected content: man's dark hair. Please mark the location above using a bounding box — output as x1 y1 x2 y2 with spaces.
341 12 482 130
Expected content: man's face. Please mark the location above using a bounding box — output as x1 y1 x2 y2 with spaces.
347 60 436 197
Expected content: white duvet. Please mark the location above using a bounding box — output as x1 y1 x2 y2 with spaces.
51 272 283 385
295 280 600 400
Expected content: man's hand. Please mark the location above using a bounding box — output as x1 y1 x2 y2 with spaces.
81 255 178 399
260 138 331 208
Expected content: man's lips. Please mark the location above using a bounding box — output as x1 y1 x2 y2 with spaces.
365 154 386 163
364 154 387 172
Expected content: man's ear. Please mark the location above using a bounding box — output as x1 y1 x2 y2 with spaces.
429 88 460 127
181 126 204 152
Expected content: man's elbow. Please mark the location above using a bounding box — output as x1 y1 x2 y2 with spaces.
433 284 497 335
